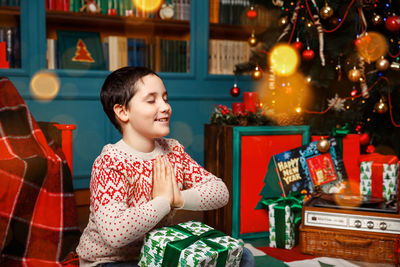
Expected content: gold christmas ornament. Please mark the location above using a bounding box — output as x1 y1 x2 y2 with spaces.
347 67 361 82
372 13 383 25
251 66 262 80
248 33 258 47
317 138 331 153
278 16 289 27
376 57 389 71
320 3 334 19
374 97 388 114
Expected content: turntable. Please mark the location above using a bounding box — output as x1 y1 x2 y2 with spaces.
300 194 400 264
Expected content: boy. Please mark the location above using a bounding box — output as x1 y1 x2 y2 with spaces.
76 67 254 266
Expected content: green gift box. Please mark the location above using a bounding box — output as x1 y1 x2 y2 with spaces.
261 195 303 249
138 221 244 267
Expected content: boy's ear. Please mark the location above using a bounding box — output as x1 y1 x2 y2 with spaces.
113 104 129 123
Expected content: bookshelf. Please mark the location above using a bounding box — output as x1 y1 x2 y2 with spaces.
0 4 21 69
45 1 191 73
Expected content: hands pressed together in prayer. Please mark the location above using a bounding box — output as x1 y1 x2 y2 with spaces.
152 156 184 208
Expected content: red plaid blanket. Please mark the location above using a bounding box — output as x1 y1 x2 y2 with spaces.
0 77 81 266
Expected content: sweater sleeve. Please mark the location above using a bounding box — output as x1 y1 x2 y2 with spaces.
176 143 229 211
90 154 171 248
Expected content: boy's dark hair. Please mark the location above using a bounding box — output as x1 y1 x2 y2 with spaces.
100 66 159 133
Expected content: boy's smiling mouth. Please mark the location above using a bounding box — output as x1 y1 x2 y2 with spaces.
155 118 169 122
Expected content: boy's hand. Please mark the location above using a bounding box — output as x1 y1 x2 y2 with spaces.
152 156 173 205
165 158 184 209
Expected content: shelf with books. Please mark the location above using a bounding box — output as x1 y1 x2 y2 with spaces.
45 10 191 73
208 0 271 75
0 5 21 69
46 11 190 38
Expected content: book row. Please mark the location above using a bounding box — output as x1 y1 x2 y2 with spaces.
47 36 190 73
0 27 20 69
209 0 250 25
0 0 19 6
45 0 191 20
208 39 250 75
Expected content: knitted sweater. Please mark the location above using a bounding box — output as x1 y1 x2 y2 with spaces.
76 138 229 266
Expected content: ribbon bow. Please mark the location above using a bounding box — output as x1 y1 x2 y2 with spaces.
162 224 229 267
331 123 352 158
260 194 304 248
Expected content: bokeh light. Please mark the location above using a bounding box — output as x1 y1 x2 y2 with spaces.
134 0 162 12
269 44 299 77
257 72 311 118
170 121 193 148
356 32 388 62
30 71 60 102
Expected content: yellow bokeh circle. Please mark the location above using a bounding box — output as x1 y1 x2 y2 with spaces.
30 71 60 102
269 44 299 77
134 0 162 12
356 32 388 62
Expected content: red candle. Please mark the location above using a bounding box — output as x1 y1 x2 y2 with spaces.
243 92 258 113
232 102 244 115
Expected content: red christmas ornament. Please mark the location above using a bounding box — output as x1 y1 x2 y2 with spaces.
385 15 400 32
350 88 357 96
354 37 362 46
302 48 315 61
359 133 370 145
292 39 304 51
230 84 240 97
246 6 257 19
366 144 375 153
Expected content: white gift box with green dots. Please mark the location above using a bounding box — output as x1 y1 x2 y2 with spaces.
138 221 244 267
268 203 297 249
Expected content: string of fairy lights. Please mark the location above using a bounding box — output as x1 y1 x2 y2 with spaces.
233 0 400 128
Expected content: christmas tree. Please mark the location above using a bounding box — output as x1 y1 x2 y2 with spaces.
235 0 400 156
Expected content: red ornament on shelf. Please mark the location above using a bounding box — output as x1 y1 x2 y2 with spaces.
302 48 315 61
359 133 370 145
230 83 240 97
246 6 257 19
385 15 400 32
292 38 304 51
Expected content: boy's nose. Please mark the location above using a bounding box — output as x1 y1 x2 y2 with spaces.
159 101 170 112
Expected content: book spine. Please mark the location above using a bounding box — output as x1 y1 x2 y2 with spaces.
48 0 55 10
55 0 64 11
0 41 9 68
12 26 20 68
5 28 13 68
63 0 69 11
102 37 109 70
47 38 55 69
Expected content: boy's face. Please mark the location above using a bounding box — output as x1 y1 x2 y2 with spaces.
125 74 171 141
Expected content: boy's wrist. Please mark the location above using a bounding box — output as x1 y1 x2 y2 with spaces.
172 195 184 209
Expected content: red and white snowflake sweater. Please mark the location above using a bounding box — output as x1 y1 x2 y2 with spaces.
76 137 229 266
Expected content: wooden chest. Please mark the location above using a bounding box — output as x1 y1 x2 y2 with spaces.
299 206 400 264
